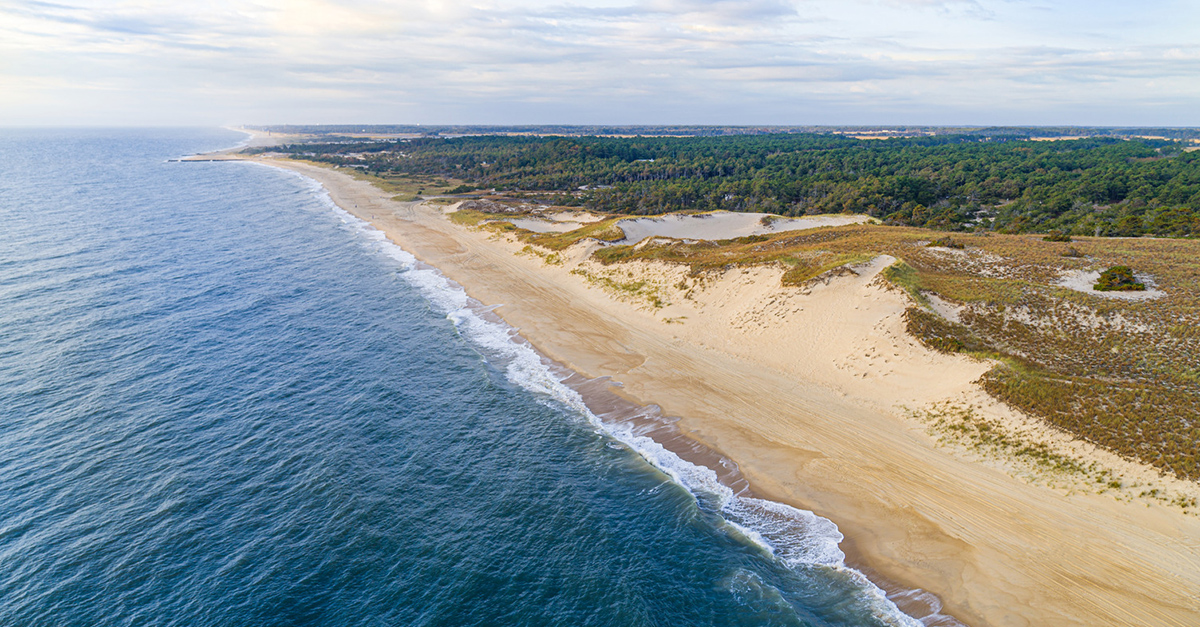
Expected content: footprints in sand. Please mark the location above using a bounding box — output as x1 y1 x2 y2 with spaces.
833 314 919 381
727 292 806 335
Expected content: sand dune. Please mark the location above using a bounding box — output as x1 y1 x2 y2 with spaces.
250 157 1200 627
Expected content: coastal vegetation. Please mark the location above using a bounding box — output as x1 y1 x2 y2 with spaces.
252 130 1200 238
259 131 1200 482
1094 265 1146 291
918 402 1106 480
926 236 965 249
474 214 1200 482
331 163 465 201
881 235 1198 481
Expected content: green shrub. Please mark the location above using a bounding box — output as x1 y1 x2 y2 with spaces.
927 236 964 249
1094 266 1145 291
1044 230 1073 242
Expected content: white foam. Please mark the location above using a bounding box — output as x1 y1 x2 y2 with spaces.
169 129 258 162
279 166 923 627
226 128 255 150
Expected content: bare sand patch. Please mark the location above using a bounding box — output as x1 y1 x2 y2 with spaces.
1055 269 1167 300
504 217 585 233
614 211 869 243
548 210 604 223
462 209 605 233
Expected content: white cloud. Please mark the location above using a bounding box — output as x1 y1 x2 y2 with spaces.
0 0 1196 125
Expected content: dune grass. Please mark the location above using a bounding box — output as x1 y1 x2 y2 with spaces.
337 167 465 201
521 217 627 250
530 219 1200 481
449 203 1200 480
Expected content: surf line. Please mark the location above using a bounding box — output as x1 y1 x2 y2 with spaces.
217 157 961 627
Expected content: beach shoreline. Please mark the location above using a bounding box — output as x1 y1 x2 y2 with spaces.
212 154 1200 627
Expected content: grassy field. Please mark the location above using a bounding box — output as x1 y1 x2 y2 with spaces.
464 205 1200 481
339 167 466 201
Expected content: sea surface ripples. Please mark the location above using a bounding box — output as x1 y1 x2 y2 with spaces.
0 129 932 626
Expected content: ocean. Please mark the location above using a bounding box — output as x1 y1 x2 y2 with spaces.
0 129 940 626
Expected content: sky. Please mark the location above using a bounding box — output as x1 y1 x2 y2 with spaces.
1 0 1198 126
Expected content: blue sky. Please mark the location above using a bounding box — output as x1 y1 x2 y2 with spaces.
1 0 1197 126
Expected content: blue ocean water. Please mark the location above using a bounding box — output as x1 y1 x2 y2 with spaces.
0 129 938 626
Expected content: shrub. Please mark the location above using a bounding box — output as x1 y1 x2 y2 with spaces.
1094 266 1145 291
927 236 964 249
1044 230 1073 242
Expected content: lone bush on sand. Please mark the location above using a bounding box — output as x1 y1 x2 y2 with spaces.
1094 266 1146 292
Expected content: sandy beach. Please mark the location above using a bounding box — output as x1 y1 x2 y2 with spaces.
235 156 1200 627
174 128 302 161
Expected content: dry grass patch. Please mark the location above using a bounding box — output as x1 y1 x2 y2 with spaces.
520 218 627 250
340 167 465 201
499 209 1200 481
569 267 667 308
567 223 1200 482
891 236 1200 481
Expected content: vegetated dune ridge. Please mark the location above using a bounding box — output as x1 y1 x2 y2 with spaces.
247 156 1200 627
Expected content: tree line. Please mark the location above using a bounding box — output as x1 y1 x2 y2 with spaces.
256 133 1200 237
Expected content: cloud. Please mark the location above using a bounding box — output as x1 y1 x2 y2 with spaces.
637 0 802 21
0 0 1196 125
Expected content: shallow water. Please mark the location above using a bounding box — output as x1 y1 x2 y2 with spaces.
0 129 928 626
